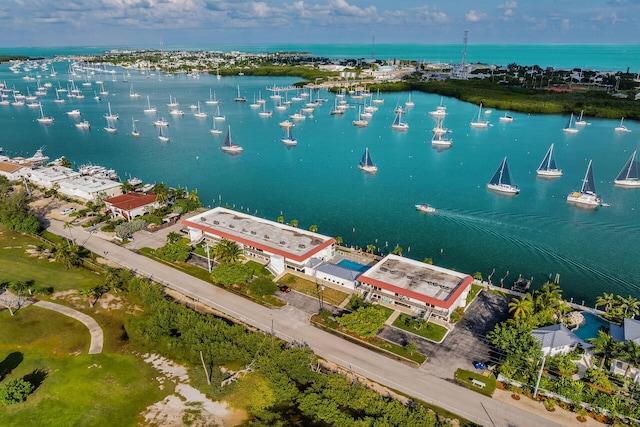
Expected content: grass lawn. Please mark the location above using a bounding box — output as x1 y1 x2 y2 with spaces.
392 313 448 343
244 260 274 279
467 284 483 305
278 273 350 307
0 225 102 292
0 306 169 427
454 368 497 397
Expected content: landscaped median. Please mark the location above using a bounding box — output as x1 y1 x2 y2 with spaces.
454 368 497 397
311 307 427 366
391 313 449 343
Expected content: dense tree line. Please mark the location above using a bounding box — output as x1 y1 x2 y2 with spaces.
0 178 40 234
122 275 446 426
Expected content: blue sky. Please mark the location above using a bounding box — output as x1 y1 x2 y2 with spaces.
1 0 638 47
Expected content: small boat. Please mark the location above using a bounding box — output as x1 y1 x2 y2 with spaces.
499 113 514 123
66 109 81 117
614 117 631 133
194 101 207 118
36 104 54 124
358 147 378 174
487 157 519 195
281 127 297 146
75 120 90 130
54 90 65 104
352 107 369 127
104 118 117 133
99 82 108 96
394 101 406 114
234 85 246 102
221 126 243 153
431 131 452 147
131 117 140 138
279 120 295 129
415 204 436 213
104 102 119 120
169 108 184 116
405 93 414 108
205 88 218 105
470 103 489 128
429 98 446 117
167 94 178 108
372 89 384 105
567 160 601 208
614 150 640 187
432 116 449 135
289 111 306 121
158 125 170 142
258 102 273 117
575 110 590 127
154 117 169 127
562 113 579 134
391 111 408 130
213 105 225 121
536 143 562 177
144 95 156 113
249 93 260 109
129 84 140 98
210 117 222 135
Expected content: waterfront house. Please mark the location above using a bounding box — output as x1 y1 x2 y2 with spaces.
182 207 336 275
26 166 80 190
356 254 473 322
0 161 29 182
104 192 161 221
532 324 589 356
57 175 122 202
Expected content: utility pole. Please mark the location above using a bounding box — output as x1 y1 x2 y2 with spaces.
205 241 212 273
533 356 546 399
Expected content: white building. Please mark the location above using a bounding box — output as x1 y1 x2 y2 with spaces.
182 207 336 275
27 166 80 190
104 192 161 222
57 175 122 202
356 254 473 322
532 324 589 356
0 161 29 182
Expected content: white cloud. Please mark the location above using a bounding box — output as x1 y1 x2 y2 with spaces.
561 18 571 31
497 1 517 9
465 10 487 22
329 0 377 17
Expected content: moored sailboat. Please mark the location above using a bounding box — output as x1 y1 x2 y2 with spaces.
562 113 579 134
158 125 170 142
614 150 640 187
221 126 243 153
567 160 601 208
131 117 140 138
358 147 378 173
281 127 297 146
487 157 519 194
391 110 408 130
614 117 631 133
536 144 562 177
470 103 489 128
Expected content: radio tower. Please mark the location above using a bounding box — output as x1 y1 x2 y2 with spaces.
461 30 468 71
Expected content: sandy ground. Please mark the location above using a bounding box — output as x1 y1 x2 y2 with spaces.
142 354 247 427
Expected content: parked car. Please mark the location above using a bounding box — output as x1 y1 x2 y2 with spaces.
278 285 291 293
60 207 75 215
473 361 486 370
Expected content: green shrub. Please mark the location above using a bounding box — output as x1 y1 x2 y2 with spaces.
154 242 192 263
0 378 35 405
247 278 278 297
210 263 253 287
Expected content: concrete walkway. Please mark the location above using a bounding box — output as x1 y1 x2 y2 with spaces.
34 300 104 355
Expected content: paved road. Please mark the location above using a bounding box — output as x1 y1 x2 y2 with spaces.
34 300 104 354
47 219 564 427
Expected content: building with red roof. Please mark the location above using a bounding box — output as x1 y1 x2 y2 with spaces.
104 192 161 221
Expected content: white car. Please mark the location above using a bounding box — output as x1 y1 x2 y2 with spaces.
60 207 75 215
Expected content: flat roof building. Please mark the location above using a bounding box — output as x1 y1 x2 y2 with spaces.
182 207 336 275
27 166 80 189
357 254 473 322
57 175 122 202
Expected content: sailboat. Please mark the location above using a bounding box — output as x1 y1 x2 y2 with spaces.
405 93 414 108
358 148 378 173
194 101 207 118
234 85 246 102
129 83 140 98
470 103 489 128
167 94 178 108
330 98 344 115
431 130 452 147
429 97 446 117
250 93 260 109
210 117 222 135
205 88 218 105
567 160 601 208
158 125 170 142
131 117 140 138
75 120 90 130
104 102 119 120
614 151 640 187
36 104 54 124
499 112 514 123
575 110 590 126
391 111 408 130
487 157 519 194
258 102 273 117
352 106 369 127
562 113 579 134
104 117 117 133
281 127 297 146
54 90 65 104
221 126 243 153
614 117 631 133
144 96 156 113
372 89 384 105
536 144 562 177
99 82 108 96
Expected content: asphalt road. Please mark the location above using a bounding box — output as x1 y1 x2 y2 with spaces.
46 218 563 427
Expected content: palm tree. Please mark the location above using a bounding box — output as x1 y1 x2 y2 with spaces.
595 292 616 313
621 295 640 319
335 236 343 246
588 330 620 370
166 231 181 244
120 181 134 193
290 219 299 228
213 239 242 263
534 281 562 311
366 244 376 254
309 224 318 232
508 294 534 320
277 215 284 224
392 245 403 256
55 243 83 269
187 189 200 205
622 340 640 378
152 183 168 204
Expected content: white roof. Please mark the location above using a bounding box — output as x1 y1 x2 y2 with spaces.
57 175 122 193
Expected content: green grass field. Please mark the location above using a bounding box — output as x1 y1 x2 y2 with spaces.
278 273 350 307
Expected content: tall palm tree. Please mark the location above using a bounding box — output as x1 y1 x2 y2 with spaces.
508 294 534 320
622 340 640 378
55 243 83 269
290 219 299 228
335 236 343 246
621 295 640 319
309 224 318 232
187 189 200 204
392 245 403 256
213 239 242 263
588 330 620 370
595 292 616 313
366 244 376 254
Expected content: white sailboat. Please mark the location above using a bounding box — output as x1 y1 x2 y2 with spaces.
258 102 273 117
210 117 222 135
205 88 218 105
391 111 408 130
131 117 140 138
194 101 207 118
431 131 452 147
536 144 562 177
352 107 369 127
144 95 156 113
429 97 446 117
129 83 140 98
250 93 260 109
66 109 81 117
358 147 378 173
499 112 514 123
221 126 243 153
104 118 117 133
99 82 108 96
36 104 54 124
104 102 119 120
158 125 169 142
614 117 631 133
567 160 601 208
575 110 590 126
614 151 640 187
281 127 297 146
153 117 169 127
234 85 246 102
213 105 225 121
470 103 489 128
167 94 178 108
405 93 414 108
279 120 295 129
487 157 519 194
372 89 384 105
562 113 579 134
75 120 90 130
54 90 65 104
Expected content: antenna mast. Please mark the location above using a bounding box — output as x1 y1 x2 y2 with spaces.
461 30 468 70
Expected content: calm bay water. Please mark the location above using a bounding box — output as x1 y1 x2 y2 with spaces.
1 45 640 305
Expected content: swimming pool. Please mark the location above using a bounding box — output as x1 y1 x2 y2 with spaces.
572 311 611 341
337 259 370 273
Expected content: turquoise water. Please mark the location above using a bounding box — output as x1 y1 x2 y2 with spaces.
2 49 640 306
573 312 612 341
337 259 370 273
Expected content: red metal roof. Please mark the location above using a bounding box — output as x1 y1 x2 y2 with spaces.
104 192 157 211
